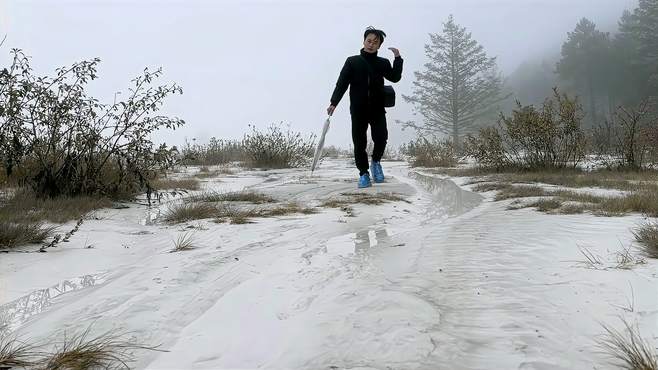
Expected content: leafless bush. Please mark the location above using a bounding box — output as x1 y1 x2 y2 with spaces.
150 178 200 191
593 99 658 169
322 145 351 158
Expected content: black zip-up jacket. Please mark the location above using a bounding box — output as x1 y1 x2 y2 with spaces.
330 48 403 115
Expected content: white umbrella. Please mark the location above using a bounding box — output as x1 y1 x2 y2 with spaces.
311 117 331 173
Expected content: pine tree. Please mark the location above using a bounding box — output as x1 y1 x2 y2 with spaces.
634 0 658 95
401 15 507 149
556 18 612 126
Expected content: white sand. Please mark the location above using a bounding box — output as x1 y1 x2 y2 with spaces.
1 158 656 370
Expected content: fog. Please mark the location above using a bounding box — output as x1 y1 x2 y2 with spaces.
0 0 637 148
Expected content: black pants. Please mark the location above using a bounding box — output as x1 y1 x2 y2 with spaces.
351 111 388 176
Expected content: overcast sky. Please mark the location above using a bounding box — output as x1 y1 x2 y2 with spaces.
0 0 637 148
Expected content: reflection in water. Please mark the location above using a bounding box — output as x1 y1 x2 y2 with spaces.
323 228 394 258
354 229 391 255
0 272 108 334
409 172 484 217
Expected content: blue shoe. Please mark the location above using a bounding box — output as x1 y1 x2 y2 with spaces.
358 173 372 188
371 161 385 183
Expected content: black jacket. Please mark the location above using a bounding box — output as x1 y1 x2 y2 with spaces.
330 48 403 115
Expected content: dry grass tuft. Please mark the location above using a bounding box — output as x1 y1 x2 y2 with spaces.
599 191 658 217
0 189 112 224
339 192 409 205
633 221 658 258
559 203 587 214
528 198 563 212
471 178 658 217
614 245 647 270
260 203 318 217
321 192 407 216
435 167 658 191
321 192 410 213
599 318 658 370
494 185 548 201
0 336 39 368
194 166 235 179
0 222 55 249
214 202 316 224
171 232 196 252
163 203 217 223
472 183 510 193
188 190 275 204
43 327 161 370
151 178 200 191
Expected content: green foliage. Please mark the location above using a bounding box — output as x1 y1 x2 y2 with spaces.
467 89 586 170
463 126 506 170
0 49 184 201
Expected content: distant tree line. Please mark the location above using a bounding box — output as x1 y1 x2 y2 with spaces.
556 0 658 126
402 1 658 169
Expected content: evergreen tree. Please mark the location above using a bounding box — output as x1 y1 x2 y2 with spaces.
556 18 612 125
401 15 507 149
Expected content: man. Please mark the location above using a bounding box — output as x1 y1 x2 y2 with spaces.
327 26 403 188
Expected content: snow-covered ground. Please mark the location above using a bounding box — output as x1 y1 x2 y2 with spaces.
1 158 656 369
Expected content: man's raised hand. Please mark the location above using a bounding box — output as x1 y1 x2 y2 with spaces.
388 47 400 57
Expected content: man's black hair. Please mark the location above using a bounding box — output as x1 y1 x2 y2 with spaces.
364 26 386 45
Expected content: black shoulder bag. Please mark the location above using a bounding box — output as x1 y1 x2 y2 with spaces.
360 55 396 108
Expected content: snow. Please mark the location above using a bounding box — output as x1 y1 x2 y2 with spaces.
1 158 656 369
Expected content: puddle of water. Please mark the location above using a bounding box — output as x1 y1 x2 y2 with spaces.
0 272 109 334
324 228 396 258
141 206 162 226
409 172 484 217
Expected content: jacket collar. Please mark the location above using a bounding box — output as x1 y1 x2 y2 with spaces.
360 48 378 59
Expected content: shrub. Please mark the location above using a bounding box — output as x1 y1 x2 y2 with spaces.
400 137 457 167
180 137 246 166
0 188 112 224
242 123 315 168
0 222 54 249
463 126 507 169
0 49 184 201
499 88 586 169
593 99 658 169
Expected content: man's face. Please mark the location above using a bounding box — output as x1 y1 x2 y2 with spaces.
363 33 381 53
